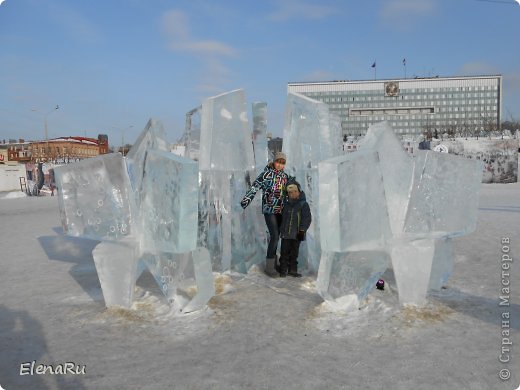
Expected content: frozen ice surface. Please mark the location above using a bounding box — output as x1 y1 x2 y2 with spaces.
404 150 483 238
140 248 214 312
54 153 134 241
92 236 139 308
282 92 342 272
316 250 390 304
318 151 391 252
198 170 265 272
390 238 435 306
126 118 169 208
283 92 342 173
199 89 255 171
194 89 265 273
360 121 413 235
182 247 215 313
139 150 198 254
252 102 269 174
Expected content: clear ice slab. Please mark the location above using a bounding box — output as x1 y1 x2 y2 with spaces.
282 92 343 272
316 250 390 310
56 119 215 312
126 118 170 209
198 170 265 273
142 248 214 313
404 150 482 238
139 149 199 254
252 101 269 173
54 153 134 241
390 238 435 306
199 89 255 171
316 121 482 308
92 236 139 308
193 89 265 273
359 121 414 235
318 151 391 252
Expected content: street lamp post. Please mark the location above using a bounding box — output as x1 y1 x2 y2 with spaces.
113 125 133 156
32 105 59 161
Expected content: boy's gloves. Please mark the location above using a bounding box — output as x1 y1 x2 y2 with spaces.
297 230 305 241
240 198 250 209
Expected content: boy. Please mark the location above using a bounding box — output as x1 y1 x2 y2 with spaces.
278 181 312 277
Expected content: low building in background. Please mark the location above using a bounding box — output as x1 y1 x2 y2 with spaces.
28 134 109 164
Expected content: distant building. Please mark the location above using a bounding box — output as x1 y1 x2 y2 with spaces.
27 134 109 163
288 75 502 138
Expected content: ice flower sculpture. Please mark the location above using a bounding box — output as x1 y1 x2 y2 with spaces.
55 119 214 312
317 121 482 307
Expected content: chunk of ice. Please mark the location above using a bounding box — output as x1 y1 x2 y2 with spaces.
55 153 134 241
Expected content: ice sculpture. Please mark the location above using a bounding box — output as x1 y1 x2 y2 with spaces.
282 92 343 273
55 119 214 312
55 153 135 241
252 102 269 174
316 151 392 308
317 121 482 307
183 89 266 273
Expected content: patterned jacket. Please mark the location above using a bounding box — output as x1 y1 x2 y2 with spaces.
240 163 291 214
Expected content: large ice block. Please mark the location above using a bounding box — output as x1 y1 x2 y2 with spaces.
316 121 482 308
126 118 170 208
360 121 414 235
283 92 342 173
282 92 343 273
92 236 139 308
188 89 265 273
404 150 483 238
141 248 214 312
55 153 134 241
198 170 265 272
429 237 454 291
199 89 255 171
318 151 391 252
316 250 390 307
390 238 435 306
139 150 198 254
252 101 269 174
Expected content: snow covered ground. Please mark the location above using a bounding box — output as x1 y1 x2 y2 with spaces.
0 183 519 390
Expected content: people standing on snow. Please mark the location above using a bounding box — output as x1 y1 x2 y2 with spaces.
278 180 311 277
240 151 292 277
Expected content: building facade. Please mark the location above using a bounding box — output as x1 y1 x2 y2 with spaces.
27 134 109 163
288 75 502 138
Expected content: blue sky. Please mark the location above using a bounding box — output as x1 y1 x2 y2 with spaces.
1 0 519 147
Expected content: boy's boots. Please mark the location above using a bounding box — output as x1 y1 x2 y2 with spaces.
288 263 302 278
265 258 278 277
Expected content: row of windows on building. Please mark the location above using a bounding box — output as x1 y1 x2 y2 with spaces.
306 85 498 96
30 146 98 156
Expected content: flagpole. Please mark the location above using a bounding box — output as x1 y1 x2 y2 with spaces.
403 58 407 79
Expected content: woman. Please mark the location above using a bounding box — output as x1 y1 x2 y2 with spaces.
240 151 292 277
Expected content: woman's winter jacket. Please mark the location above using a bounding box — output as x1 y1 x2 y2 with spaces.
240 163 291 214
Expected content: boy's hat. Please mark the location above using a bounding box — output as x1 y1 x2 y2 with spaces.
286 179 301 192
274 151 286 162
286 183 299 192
